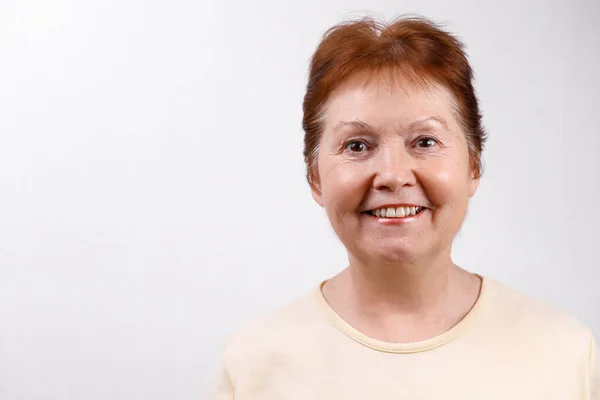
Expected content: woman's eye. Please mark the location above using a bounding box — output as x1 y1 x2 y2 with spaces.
345 141 368 153
417 137 437 148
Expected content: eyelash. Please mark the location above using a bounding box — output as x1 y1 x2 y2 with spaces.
343 136 440 154
343 139 370 153
414 136 439 149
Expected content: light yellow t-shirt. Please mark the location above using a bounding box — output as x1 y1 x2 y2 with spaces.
207 277 599 399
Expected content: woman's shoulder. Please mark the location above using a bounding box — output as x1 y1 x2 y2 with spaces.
482 277 595 352
219 285 324 360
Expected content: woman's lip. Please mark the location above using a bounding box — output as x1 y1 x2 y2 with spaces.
364 208 427 224
367 204 425 210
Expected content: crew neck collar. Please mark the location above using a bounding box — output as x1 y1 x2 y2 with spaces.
314 275 492 354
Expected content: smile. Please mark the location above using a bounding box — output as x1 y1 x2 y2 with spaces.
368 206 425 218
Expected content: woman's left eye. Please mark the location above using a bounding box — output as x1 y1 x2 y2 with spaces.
345 140 368 153
416 137 438 148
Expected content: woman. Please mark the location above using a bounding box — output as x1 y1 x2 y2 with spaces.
208 16 599 399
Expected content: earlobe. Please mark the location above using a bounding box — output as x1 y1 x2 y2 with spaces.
310 173 325 207
468 176 480 198
311 188 324 207
311 181 325 207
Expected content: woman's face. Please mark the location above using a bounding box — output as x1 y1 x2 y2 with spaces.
312 72 479 265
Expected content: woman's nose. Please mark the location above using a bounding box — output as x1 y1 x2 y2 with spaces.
372 145 417 191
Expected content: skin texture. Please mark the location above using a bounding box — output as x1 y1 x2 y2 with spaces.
312 71 483 342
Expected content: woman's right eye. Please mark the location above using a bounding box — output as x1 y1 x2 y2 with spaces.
345 140 368 153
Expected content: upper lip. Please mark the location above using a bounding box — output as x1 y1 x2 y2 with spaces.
365 203 426 211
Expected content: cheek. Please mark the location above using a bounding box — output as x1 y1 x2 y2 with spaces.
418 158 471 207
319 158 368 207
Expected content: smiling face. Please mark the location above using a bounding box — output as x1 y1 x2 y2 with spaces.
312 72 479 265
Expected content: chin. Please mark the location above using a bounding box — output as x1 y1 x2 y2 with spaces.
359 240 426 265
373 250 422 265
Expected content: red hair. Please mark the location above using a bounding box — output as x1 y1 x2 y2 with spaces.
302 16 487 188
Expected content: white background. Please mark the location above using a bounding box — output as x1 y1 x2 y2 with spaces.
1 0 599 398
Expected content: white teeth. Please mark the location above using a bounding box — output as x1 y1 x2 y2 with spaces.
372 206 422 218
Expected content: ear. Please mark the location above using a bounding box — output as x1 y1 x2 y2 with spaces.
468 175 480 198
310 171 325 207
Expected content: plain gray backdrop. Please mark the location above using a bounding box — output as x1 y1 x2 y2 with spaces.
1 0 599 398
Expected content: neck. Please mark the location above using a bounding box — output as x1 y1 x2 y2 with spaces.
341 250 467 317
321 250 482 343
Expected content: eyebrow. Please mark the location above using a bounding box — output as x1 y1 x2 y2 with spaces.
332 116 450 135
332 120 381 135
408 116 450 131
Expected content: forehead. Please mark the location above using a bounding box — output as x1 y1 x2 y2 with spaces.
323 71 458 130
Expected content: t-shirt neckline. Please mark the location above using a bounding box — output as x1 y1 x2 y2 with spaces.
314 275 491 354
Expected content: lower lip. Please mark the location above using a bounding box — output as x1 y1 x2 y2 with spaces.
366 209 426 225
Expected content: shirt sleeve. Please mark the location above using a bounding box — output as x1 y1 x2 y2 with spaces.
205 357 234 400
591 334 599 400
